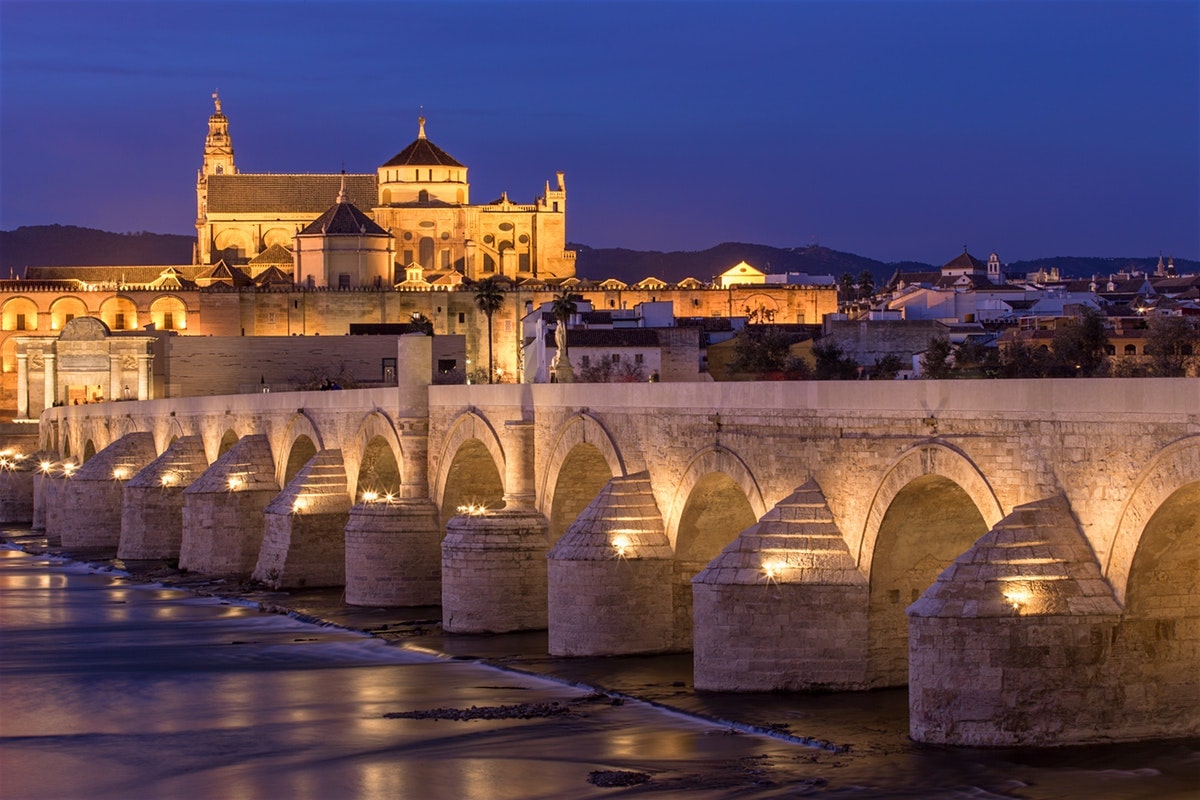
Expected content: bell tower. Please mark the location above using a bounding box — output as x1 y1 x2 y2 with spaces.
196 92 236 263
201 91 235 177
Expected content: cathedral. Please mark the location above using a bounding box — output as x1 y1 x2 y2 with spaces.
195 93 576 283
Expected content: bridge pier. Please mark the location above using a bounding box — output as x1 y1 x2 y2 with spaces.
0 450 39 524
118 436 208 560
693 481 870 691
345 497 442 606
547 473 674 656
254 449 351 589
59 433 157 552
442 419 550 633
908 496 1124 746
180 434 279 577
40 460 77 546
441 508 550 633
345 401 441 607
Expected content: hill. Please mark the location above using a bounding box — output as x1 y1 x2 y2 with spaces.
0 225 194 277
2 226 1193 285
571 242 915 285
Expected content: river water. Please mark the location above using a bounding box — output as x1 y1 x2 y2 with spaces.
0 543 1196 799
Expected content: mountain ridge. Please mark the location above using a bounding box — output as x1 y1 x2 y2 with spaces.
1 225 1193 285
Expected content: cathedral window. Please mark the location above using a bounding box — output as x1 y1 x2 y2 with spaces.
419 190 429 203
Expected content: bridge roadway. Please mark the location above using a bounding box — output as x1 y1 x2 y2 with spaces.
4 339 1196 746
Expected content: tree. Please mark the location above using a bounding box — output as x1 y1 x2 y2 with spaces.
857 270 875 299
813 340 860 380
550 290 578 326
1051 308 1109 377
473 278 505 383
408 312 433 336
730 327 792 377
1145 316 1200 377
871 353 904 380
838 272 857 302
997 341 1057 378
953 339 991 378
921 336 954 379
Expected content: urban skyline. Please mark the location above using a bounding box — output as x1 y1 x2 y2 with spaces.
1 0 1197 265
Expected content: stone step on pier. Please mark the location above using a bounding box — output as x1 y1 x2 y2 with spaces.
254 449 351 589
58 432 157 552
179 434 278 577
547 472 675 656
692 479 870 692
118 436 208 560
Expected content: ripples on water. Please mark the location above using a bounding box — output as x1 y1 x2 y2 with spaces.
1 544 1196 799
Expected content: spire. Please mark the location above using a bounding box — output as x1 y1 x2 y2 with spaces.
337 170 348 204
418 115 426 140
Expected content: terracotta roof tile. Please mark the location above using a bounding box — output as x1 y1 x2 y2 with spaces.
299 201 391 237
208 174 377 213
380 137 464 168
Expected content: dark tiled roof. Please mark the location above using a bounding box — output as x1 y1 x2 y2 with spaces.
299 200 391 237
933 274 996 290
380 137 464 168
942 250 987 271
895 271 941 285
562 329 660 348
196 261 253 286
208 174 377 213
24 265 207 283
248 243 293 265
253 266 294 286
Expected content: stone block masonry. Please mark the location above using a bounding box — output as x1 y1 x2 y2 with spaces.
547 474 675 656
59 432 157 551
693 481 870 691
253 450 351 589
344 498 443 607
179 434 278 577
118 436 208 560
442 509 550 633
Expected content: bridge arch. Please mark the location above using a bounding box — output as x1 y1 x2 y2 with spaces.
664 445 766 553
433 410 506 526
858 441 1003 688
348 411 405 502
664 445 766 649
155 417 189 454
1107 435 1200 606
276 412 324 487
856 441 1003 574
537 413 627 541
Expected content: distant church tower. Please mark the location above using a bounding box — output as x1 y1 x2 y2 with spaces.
987 251 1003 285
195 92 236 263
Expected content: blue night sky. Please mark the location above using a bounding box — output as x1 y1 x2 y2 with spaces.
1 0 1196 264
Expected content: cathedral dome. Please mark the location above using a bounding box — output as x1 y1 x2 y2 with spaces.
381 116 464 168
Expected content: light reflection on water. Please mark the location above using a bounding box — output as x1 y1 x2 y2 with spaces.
0 545 1197 799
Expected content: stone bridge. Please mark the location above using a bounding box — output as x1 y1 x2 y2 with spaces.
5 340 1196 746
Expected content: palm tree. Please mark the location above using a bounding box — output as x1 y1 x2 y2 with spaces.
550 290 577 326
473 278 505 383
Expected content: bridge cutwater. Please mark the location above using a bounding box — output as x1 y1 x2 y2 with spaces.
2 337 1196 747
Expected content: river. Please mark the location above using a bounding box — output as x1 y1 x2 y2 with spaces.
0 541 1196 799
